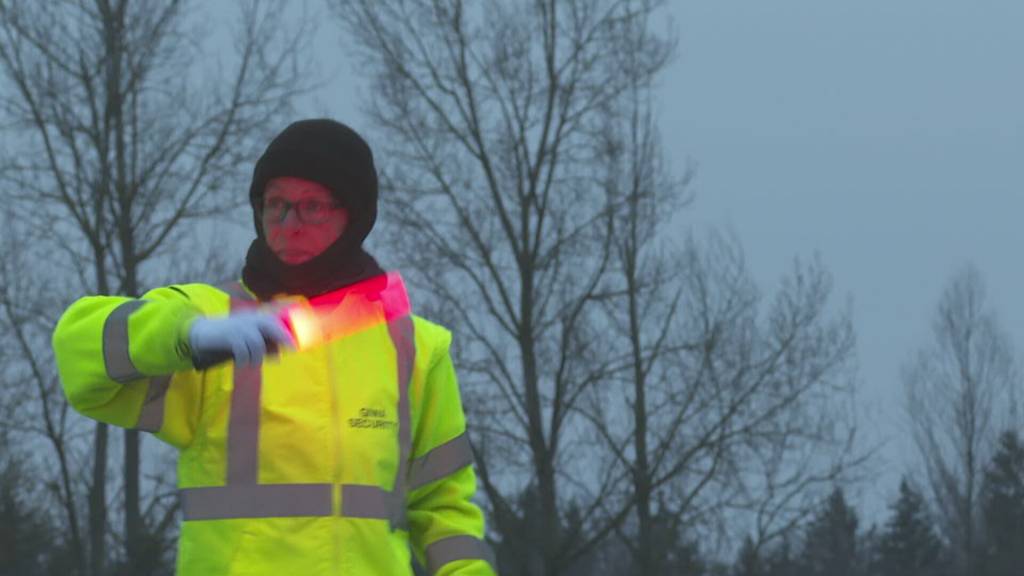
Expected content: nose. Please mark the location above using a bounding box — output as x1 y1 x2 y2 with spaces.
279 205 303 229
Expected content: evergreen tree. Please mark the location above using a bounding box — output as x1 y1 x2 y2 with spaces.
493 485 616 575
764 538 801 576
494 484 547 575
644 510 706 576
875 478 944 576
801 487 860 576
0 435 51 576
734 536 766 576
981 430 1024 576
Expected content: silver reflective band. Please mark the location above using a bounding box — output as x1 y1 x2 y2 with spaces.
182 483 333 520
135 373 172 432
227 296 262 486
408 433 474 491
179 483 403 521
341 484 402 521
103 300 146 383
387 315 415 531
227 363 261 485
426 535 496 574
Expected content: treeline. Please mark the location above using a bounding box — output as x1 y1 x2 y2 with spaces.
478 429 1024 576
730 430 1024 576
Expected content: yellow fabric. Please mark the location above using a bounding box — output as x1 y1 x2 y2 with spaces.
52 287 206 444
52 281 495 575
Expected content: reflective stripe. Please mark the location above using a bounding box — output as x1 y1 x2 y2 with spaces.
227 296 261 485
426 535 496 574
387 315 415 531
408 433 474 491
341 484 402 520
181 483 333 520
180 483 403 521
135 373 171 432
103 300 146 383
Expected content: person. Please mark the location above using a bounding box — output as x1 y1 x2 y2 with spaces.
52 119 496 575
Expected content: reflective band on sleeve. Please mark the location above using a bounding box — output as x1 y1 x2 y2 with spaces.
408 433 474 491
341 484 402 520
426 535 496 574
181 483 333 520
226 297 261 485
386 315 415 531
103 300 146 383
135 373 172 432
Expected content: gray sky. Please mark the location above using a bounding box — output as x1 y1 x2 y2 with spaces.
662 0 1024 521
216 0 1024 524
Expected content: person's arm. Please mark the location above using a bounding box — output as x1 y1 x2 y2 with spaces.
407 323 497 576
52 285 205 450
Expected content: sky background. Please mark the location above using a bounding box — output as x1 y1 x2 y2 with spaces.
662 0 1024 522
212 0 1024 525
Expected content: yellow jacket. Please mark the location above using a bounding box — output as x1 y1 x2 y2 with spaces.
52 275 495 575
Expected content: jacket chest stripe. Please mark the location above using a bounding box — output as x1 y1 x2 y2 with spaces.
226 294 262 485
181 484 405 522
183 483 333 520
341 484 403 521
385 314 415 530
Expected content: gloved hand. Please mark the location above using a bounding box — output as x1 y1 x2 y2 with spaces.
188 310 297 369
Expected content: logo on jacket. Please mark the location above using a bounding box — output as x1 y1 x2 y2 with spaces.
348 407 397 431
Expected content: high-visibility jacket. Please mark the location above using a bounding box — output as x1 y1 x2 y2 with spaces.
52 274 496 575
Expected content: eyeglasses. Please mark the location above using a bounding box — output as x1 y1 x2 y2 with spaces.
262 198 344 225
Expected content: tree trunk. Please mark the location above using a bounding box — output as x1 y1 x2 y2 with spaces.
89 422 108 576
629 267 654 576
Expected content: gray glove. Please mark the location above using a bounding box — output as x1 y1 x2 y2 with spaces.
188 310 296 369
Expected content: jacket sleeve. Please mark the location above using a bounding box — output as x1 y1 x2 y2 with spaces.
52 285 207 450
407 322 497 576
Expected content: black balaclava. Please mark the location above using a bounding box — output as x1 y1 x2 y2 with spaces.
241 119 385 300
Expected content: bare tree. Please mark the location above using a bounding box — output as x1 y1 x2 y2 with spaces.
727 248 867 556
329 1 674 574
0 212 85 573
903 265 1020 576
0 1 314 573
589 216 865 569
582 57 696 573
573 50 865 572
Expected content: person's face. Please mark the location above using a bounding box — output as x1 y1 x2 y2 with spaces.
262 177 349 265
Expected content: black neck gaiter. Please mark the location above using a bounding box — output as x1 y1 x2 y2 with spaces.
241 234 385 301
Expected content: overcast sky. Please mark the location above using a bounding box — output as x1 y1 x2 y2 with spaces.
214 0 1024 524
663 0 1024 521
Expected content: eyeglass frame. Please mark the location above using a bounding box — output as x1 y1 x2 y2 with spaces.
261 197 346 225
